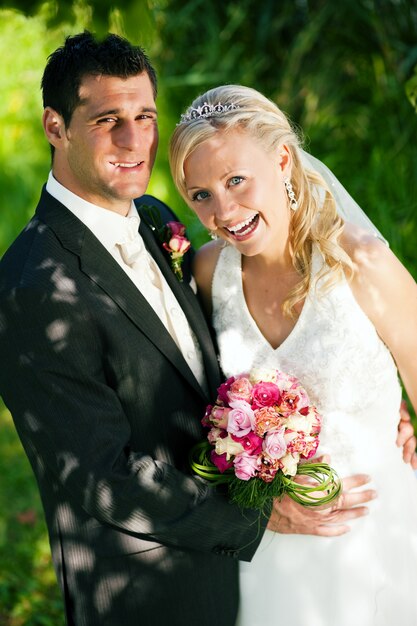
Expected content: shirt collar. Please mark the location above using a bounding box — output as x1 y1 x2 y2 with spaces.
46 171 141 251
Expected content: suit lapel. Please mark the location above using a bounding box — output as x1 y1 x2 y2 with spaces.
138 215 221 398
35 189 207 399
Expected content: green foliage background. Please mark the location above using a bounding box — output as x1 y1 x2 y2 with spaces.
0 0 416 622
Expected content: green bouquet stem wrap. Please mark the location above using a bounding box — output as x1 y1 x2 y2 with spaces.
190 441 342 512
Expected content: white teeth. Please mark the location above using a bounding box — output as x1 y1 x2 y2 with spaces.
113 162 139 168
227 214 258 234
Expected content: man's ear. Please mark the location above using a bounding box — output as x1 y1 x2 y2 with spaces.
42 107 66 148
277 144 292 177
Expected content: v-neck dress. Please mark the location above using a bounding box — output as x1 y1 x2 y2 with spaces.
211 243 417 626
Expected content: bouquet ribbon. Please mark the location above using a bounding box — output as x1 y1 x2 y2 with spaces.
190 441 341 511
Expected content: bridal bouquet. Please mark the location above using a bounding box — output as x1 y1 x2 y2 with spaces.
190 368 341 511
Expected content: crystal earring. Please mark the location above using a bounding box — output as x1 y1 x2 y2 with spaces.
209 230 219 240
284 177 298 211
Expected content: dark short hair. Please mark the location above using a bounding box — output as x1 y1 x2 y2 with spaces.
41 30 158 127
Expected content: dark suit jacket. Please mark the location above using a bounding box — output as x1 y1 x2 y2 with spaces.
0 188 266 626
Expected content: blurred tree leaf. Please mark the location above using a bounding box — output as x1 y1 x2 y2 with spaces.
405 66 417 113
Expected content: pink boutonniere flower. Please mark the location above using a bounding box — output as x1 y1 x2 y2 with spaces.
162 221 191 282
141 206 191 282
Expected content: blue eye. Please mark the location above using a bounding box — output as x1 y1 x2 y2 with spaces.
192 190 210 202
229 176 244 186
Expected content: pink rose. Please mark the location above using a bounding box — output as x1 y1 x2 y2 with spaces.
207 427 222 444
217 376 235 404
288 382 310 410
163 235 191 255
233 452 261 481
231 431 263 455
166 221 186 236
211 450 233 473
251 381 281 408
209 405 231 429
227 376 253 403
201 404 213 427
263 428 287 460
227 400 255 437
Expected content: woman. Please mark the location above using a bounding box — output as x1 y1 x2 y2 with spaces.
169 85 417 625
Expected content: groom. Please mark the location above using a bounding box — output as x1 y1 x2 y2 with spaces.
0 32 414 626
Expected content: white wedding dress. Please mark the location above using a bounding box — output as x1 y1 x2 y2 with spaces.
211 244 417 626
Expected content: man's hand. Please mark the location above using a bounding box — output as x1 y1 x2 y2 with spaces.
267 473 376 537
396 400 417 470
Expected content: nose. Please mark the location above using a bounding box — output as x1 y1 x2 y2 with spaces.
114 120 142 150
214 192 239 223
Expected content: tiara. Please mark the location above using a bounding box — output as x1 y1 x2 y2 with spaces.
178 101 240 124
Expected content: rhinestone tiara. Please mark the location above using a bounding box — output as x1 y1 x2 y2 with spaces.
178 101 240 124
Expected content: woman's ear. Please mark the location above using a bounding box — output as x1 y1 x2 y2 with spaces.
277 144 292 177
42 107 65 148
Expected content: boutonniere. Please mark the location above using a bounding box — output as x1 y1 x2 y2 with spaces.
141 205 191 282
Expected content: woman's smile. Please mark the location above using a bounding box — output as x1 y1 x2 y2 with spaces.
225 213 260 240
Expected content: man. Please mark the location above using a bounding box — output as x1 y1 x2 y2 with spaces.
0 32 414 626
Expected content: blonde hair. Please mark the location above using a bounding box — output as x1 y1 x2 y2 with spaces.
169 84 352 318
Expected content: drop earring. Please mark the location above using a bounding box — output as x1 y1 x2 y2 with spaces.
284 177 298 211
209 230 219 240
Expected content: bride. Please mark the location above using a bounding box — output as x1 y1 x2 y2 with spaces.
169 85 417 625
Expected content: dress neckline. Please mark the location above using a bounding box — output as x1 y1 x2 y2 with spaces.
235 247 315 354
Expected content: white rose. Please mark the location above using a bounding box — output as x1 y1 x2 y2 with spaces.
215 435 245 460
286 415 312 434
279 452 300 476
249 368 278 384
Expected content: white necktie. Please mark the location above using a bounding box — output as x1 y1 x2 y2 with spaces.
117 231 155 281
116 223 208 395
